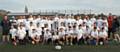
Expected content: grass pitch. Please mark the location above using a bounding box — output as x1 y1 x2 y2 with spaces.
0 43 120 52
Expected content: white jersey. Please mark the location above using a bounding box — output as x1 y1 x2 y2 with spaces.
86 20 92 28
96 19 103 28
17 28 26 39
58 31 65 38
90 17 96 25
66 29 73 35
77 29 83 39
44 31 52 40
83 28 91 36
40 19 48 27
36 27 42 36
99 30 108 38
28 17 33 22
36 18 41 23
72 28 79 35
79 19 83 25
83 19 87 23
65 18 72 27
28 25 36 31
9 28 17 38
59 18 65 27
76 19 83 26
17 19 25 25
102 19 108 27
52 35 59 40
47 20 54 30
32 19 38 27
53 17 59 30
82 26 86 31
71 19 76 26
29 30 38 38
54 17 59 22
24 19 30 30
91 30 98 38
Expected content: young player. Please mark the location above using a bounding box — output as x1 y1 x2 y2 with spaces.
29 29 39 44
83 26 91 44
72 26 78 44
65 26 73 45
17 25 26 45
75 16 83 26
36 23 42 42
77 25 84 45
44 28 52 44
90 27 99 45
98 27 108 45
59 16 65 27
16 16 25 25
28 15 33 21
96 17 103 28
28 22 36 31
52 34 59 45
90 16 96 25
9 26 17 46
58 28 66 45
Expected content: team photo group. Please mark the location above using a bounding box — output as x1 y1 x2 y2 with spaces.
1 14 120 46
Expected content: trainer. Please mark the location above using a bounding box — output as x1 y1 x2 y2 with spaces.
1 15 11 43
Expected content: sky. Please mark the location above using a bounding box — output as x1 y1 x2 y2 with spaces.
0 0 120 15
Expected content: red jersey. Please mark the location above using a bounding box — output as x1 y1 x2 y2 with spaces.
107 16 113 28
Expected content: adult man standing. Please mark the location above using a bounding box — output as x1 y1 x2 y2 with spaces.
108 13 113 38
1 15 11 43
112 16 120 41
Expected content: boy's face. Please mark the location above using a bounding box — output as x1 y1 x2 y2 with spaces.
46 30 49 32
32 29 36 32
30 22 33 26
60 28 63 31
20 26 22 29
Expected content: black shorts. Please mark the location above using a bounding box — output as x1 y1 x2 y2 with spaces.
99 38 104 42
84 37 90 40
59 37 65 41
2 29 9 35
47 38 52 43
53 39 59 43
11 36 18 42
92 38 98 40
28 36 34 41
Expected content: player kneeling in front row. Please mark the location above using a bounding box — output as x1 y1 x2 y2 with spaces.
17 25 26 45
44 28 52 44
98 27 108 45
83 26 91 45
58 28 66 45
72 26 78 45
29 29 39 45
65 26 73 45
90 27 99 45
52 34 59 45
77 25 84 45
9 26 18 46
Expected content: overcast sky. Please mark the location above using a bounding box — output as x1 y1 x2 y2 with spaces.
0 0 120 15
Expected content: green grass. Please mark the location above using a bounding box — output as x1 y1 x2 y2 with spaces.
0 43 120 52
0 33 120 52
